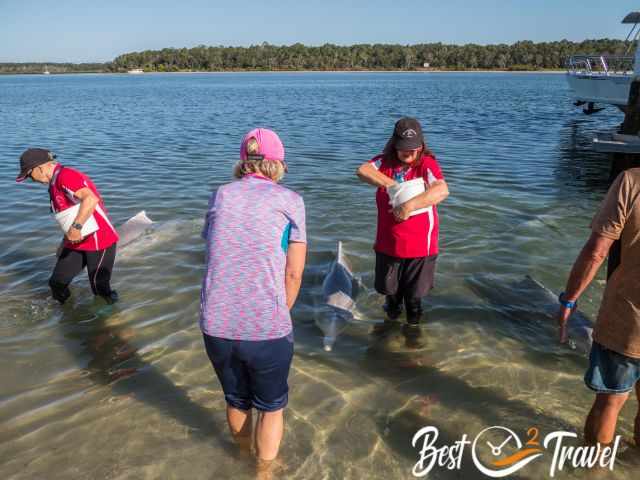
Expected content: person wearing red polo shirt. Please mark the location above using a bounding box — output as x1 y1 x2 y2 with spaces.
356 118 449 347
16 148 119 304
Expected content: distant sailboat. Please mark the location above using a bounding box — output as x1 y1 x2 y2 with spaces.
43 65 50 75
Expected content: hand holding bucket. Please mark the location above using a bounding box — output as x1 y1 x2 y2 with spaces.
54 204 99 238
386 178 430 217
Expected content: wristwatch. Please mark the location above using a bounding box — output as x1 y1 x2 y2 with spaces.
558 292 577 309
72 222 83 231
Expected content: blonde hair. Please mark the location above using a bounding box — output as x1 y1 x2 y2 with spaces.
233 137 286 181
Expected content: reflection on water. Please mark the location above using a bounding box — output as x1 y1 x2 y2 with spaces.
555 117 616 195
1 73 639 479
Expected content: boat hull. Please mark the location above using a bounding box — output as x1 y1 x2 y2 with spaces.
566 73 631 107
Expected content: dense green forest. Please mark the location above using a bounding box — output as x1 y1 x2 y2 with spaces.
110 40 631 71
1 39 632 74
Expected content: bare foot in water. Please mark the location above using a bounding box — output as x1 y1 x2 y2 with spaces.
415 394 440 418
256 458 285 480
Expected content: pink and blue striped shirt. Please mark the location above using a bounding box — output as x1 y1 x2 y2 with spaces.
200 174 306 340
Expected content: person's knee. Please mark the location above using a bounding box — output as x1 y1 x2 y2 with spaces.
225 395 253 413
374 281 397 296
595 393 629 412
607 394 629 409
259 408 284 419
253 392 288 413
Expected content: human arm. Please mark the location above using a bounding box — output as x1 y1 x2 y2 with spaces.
284 194 307 309
557 233 614 343
66 187 99 243
285 242 306 309
557 171 631 342
356 161 397 189
202 191 217 240
391 179 449 221
391 157 449 221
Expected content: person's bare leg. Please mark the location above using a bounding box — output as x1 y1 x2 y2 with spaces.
227 405 253 451
255 409 284 461
584 392 629 445
634 383 640 447
584 399 597 444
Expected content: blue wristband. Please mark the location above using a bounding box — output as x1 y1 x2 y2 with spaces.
559 292 577 309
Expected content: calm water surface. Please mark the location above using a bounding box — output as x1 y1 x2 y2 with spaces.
0 73 635 479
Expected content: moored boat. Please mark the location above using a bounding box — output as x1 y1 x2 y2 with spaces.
566 11 640 113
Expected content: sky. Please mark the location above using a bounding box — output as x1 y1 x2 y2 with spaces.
1 0 639 63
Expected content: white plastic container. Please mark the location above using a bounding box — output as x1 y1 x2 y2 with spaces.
54 204 99 237
387 178 430 216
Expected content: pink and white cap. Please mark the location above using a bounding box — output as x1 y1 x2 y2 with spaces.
240 128 285 162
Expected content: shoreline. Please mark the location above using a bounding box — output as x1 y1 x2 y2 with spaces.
0 69 566 76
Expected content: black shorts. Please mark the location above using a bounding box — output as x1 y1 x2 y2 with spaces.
374 252 437 300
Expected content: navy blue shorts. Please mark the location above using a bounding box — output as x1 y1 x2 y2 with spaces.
584 341 640 394
203 333 294 412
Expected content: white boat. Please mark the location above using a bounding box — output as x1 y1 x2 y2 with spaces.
127 68 144 74
566 11 640 113
43 65 50 75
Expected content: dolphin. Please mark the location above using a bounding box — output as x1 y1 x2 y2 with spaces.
318 241 362 351
54 210 154 259
466 274 593 354
117 210 154 248
113 212 193 260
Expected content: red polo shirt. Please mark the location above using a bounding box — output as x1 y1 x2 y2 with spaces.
49 164 119 252
370 154 444 258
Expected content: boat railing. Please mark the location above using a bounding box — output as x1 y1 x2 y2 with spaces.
566 55 634 75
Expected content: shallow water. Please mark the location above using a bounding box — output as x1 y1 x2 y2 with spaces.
1 72 637 479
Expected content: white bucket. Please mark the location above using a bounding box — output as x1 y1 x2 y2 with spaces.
387 178 430 216
54 204 99 237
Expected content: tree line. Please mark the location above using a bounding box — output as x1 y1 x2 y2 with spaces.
1 39 632 74
0 62 110 74
109 40 631 72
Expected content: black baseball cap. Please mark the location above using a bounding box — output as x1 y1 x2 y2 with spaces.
391 117 424 150
16 148 56 182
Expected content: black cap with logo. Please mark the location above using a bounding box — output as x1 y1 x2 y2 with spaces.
390 117 425 151
16 148 56 182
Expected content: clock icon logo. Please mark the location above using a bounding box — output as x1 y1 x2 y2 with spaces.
472 426 544 478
